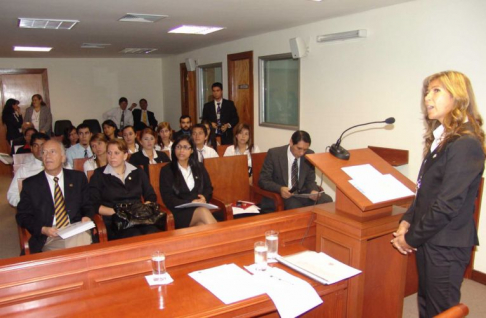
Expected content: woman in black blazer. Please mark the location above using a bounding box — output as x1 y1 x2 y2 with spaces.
129 128 170 176
392 71 485 317
89 138 161 241
159 135 216 229
2 98 23 142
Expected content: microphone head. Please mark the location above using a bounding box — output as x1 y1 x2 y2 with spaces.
385 117 395 124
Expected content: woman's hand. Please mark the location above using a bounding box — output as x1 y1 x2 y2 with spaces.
192 195 207 203
99 205 116 216
391 221 415 254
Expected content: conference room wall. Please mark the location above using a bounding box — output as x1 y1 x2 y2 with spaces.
0 58 164 127
161 0 486 272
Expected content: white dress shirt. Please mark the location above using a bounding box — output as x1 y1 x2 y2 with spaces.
431 125 445 153
128 143 139 154
65 143 93 167
287 145 300 188
223 145 261 168
103 161 137 184
155 141 173 158
8 157 44 207
142 149 159 164
83 158 98 175
196 145 218 162
102 106 134 129
178 163 195 191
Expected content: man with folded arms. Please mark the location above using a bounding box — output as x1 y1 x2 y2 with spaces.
65 123 93 167
16 140 93 253
259 130 332 211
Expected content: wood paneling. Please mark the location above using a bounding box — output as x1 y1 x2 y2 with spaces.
179 63 197 122
228 51 253 138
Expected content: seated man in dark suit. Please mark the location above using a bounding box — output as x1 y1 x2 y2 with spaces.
173 115 192 140
202 82 239 145
16 139 93 253
132 98 158 131
259 130 332 211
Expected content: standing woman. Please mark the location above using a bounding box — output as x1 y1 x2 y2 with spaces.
84 133 108 175
223 123 260 181
392 71 485 317
2 98 23 142
159 135 217 229
129 127 170 174
102 119 118 141
89 139 160 240
122 125 139 154
155 122 173 156
24 94 52 136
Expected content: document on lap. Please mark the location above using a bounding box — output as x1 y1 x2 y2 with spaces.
292 191 326 198
57 221 95 239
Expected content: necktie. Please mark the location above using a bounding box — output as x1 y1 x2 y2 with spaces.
120 110 125 129
53 177 70 228
84 149 88 158
216 102 221 135
142 111 148 125
291 158 298 190
198 149 204 162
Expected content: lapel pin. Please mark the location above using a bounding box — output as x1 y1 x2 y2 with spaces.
433 154 437 159
195 176 199 179
69 183 73 187
128 176 132 180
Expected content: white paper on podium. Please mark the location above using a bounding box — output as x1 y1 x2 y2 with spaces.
189 263 264 304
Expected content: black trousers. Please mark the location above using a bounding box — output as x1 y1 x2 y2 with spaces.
416 243 471 318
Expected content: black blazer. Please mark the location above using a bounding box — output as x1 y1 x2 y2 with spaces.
132 109 158 131
3 112 23 141
259 145 318 194
401 126 484 248
16 169 93 253
202 99 239 145
129 150 170 176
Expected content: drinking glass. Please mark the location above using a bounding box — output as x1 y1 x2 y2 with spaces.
152 251 167 281
254 241 268 271
265 230 279 259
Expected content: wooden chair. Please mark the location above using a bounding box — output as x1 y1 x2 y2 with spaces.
217 144 230 157
17 179 108 255
250 152 284 211
147 162 175 230
434 303 469 318
73 158 89 171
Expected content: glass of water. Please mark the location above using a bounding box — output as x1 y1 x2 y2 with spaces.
152 251 167 281
254 241 268 271
265 230 279 259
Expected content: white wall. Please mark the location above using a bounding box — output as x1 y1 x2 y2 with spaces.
160 0 486 272
0 58 164 126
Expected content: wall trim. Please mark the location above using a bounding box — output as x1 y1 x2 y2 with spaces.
471 270 486 285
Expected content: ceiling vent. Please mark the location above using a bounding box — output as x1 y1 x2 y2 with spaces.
18 18 79 30
119 48 158 54
118 13 168 23
81 43 111 49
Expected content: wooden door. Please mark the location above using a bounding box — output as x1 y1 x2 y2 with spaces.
179 63 197 123
227 51 254 139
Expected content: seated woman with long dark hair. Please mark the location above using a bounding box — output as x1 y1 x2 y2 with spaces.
102 119 119 141
62 125 78 149
159 135 217 229
122 125 139 154
89 139 160 240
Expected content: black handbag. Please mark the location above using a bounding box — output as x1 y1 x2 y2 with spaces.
112 201 166 232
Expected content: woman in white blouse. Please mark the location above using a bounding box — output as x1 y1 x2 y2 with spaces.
122 126 139 154
84 133 108 175
24 94 52 136
155 122 173 157
223 123 260 182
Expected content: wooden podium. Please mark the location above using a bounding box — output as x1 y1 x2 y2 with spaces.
306 148 416 318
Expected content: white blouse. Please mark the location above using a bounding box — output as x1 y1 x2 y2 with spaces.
178 163 194 191
223 145 261 168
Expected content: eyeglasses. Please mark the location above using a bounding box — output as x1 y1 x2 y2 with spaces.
175 145 192 151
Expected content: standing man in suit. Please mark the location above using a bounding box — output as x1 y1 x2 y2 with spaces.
102 97 134 130
259 130 332 211
173 115 192 140
16 139 93 253
202 82 239 145
132 98 158 131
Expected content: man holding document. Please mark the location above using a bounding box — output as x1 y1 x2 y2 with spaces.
259 130 332 211
16 140 93 253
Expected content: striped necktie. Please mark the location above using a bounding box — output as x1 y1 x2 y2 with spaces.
142 111 148 125
291 158 298 190
53 177 70 228
84 149 88 158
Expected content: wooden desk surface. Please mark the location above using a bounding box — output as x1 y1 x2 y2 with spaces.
0 245 347 317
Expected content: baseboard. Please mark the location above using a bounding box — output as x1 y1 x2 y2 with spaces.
471 270 486 285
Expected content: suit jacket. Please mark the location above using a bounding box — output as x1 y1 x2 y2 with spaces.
3 112 23 141
259 145 318 194
24 106 52 136
401 125 484 248
202 99 239 145
132 109 158 131
173 129 191 141
16 169 93 253
129 150 170 176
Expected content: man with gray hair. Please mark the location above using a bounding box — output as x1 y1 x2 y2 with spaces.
16 139 93 253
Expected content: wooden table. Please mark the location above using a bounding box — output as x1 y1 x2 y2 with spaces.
0 209 348 317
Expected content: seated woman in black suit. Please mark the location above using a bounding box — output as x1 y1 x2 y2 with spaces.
89 138 161 240
159 135 217 229
2 98 23 143
129 128 170 175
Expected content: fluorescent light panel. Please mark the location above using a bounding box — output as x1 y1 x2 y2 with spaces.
119 13 168 23
18 18 79 30
168 25 224 35
14 46 52 52
119 48 158 54
81 43 111 49
317 29 367 43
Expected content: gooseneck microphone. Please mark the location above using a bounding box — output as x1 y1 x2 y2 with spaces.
329 117 395 160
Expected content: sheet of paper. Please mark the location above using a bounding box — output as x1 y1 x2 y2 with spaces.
341 164 382 180
232 205 260 215
277 251 362 285
175 202 219 209
57 221 95 239
245 266 323 318
292 190 325 198
145 273 174 286
189 263 264 304
349 173 414 203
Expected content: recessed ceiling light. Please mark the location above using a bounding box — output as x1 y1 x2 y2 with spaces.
168 25 224 35
119 48 158 54
14 46 52 52
18 18 79 30
118 13 168 23
81 43 111 49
